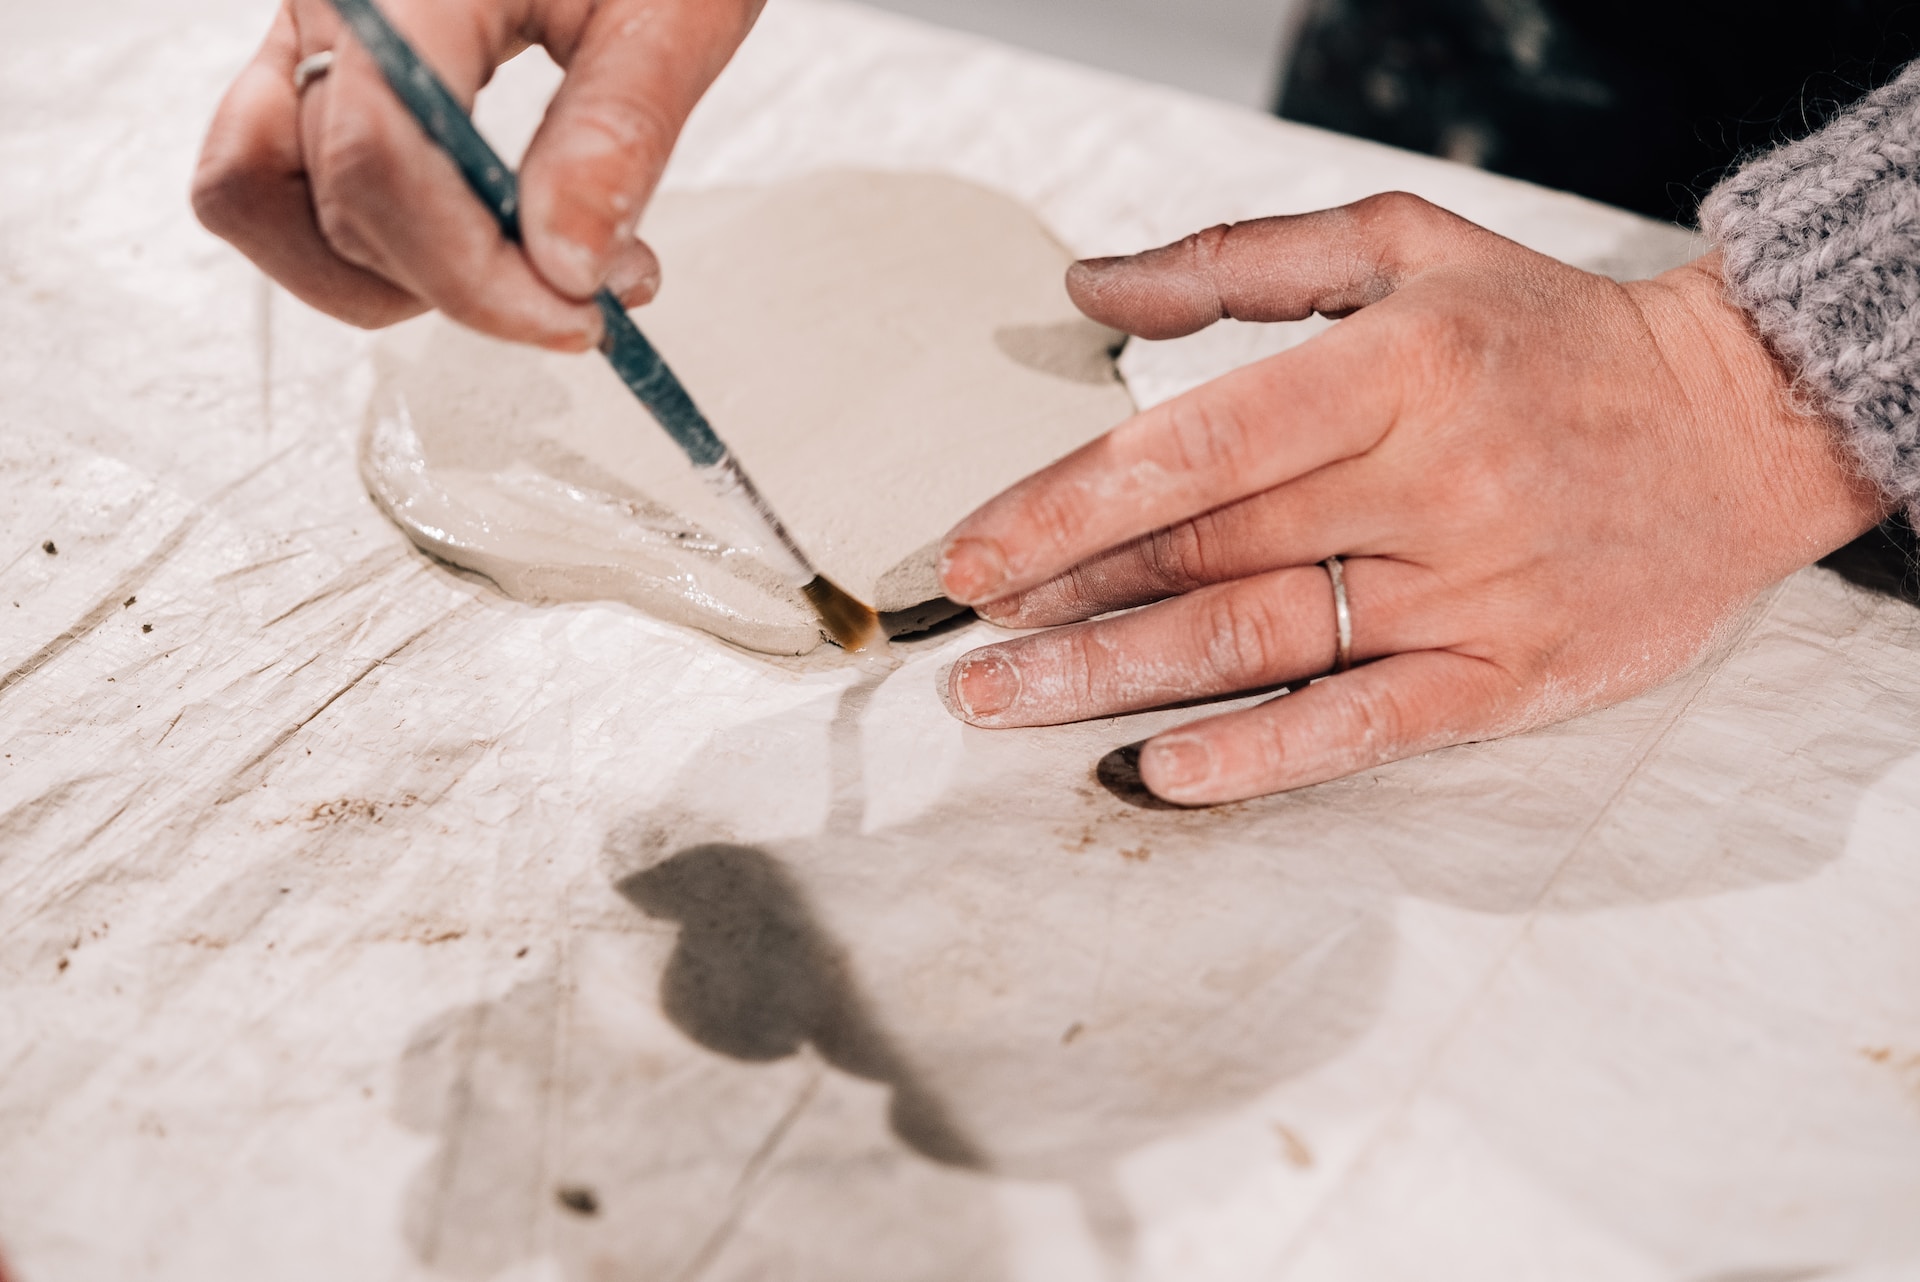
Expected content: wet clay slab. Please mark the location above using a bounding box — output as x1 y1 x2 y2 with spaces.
361 170 1136 654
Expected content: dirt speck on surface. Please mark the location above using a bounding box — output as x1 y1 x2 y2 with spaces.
296 795 420 830
1272 1121 1315 1169
41 539 56 555
141 623 152 634
555 1185 599 1216
1860 1045 1920 1105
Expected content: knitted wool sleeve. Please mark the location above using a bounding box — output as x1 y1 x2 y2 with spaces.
1699 61 1920 523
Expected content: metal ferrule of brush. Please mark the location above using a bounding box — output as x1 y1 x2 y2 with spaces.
698 455 816 588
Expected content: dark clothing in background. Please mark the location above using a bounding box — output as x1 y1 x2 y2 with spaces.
1278 0 1920 222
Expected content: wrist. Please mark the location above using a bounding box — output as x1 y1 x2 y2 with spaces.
1629 253 1891 571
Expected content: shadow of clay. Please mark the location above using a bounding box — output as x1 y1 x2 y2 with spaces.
618 843 982 1168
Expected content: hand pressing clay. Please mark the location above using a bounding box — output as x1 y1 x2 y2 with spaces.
361 170 1136 654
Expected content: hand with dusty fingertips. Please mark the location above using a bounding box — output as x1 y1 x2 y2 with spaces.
940 194 1889 805
193 0 763 348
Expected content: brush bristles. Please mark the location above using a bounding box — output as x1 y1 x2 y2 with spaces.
801 575 885 652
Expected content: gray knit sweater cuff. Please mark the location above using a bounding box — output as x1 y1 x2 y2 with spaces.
1699 61 1920 525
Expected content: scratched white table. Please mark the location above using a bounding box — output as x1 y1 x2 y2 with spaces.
4 3 1919 1280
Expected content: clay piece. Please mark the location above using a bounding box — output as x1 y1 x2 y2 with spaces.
361 170 1136 654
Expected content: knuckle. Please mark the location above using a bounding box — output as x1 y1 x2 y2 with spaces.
1158 393 1256 477
1058 564 1103 616
1141 519 1216 591
1433 447 1520 523
1198 588 1285 681
1332 679 1412 758
539 95 674 223
1021 484 1093 558
1076 634 1115 709
1353 189 1436 232
1388 304 1486 397
1348 191 1457 289
190 156 256 238
1182 223 1232 273
1057 627 1112 711
567 92 676 157
1393 300 1474 354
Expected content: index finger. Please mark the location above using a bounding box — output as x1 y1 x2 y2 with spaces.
938 314 1405 606
518 0 765 298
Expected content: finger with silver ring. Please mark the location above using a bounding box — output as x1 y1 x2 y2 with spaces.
951 558 1424 729
974 461 1388 629
294 49 335 92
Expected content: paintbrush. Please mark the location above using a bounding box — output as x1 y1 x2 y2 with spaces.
323 0 884 652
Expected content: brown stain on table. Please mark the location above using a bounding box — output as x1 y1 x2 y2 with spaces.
282 794 422 831
1860 1045 1920 1109
1272 1121 1315 1169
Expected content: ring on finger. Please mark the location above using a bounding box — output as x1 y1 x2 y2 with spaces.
294 50 336 93
1323 556 1353 673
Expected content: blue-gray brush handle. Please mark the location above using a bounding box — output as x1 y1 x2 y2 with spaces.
324 0 729 469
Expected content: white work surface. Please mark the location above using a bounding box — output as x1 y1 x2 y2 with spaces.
4 3 1919 1280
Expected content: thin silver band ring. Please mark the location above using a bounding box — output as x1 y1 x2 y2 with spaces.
294 50 336 93
1323 557 1353 674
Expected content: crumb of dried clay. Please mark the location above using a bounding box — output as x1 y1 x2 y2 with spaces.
555 1186 599 1216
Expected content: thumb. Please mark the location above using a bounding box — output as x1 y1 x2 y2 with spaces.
1067 190 1482 341
519 0 763 300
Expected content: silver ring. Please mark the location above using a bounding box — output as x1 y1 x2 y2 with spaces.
293 50 336 93
1323 557 1352 674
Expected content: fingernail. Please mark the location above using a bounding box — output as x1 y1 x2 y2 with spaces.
939 538 1009 604
605 254 661 305
540 315 601 354
952 652 1021 721
973 592 1025 627
1141 735 1215 796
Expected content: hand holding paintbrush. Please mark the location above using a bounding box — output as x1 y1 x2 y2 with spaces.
277 0 882 651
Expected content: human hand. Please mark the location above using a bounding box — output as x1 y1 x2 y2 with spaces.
192 0 761 348
938 193 1889 805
